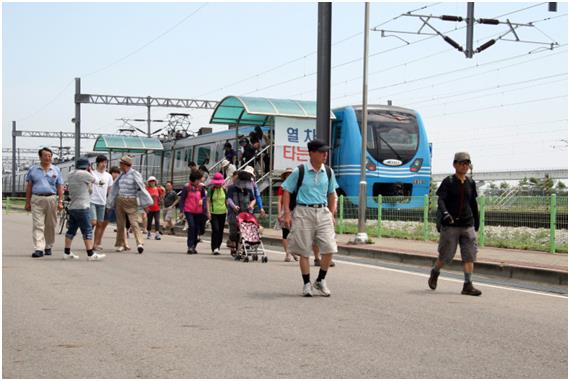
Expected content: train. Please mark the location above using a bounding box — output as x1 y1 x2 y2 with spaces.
3 105 431 208
331 105 431 208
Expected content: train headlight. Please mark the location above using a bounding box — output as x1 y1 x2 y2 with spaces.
366 160 376 171
410 158 423 172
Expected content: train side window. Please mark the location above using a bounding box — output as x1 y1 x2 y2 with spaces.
196 147 211 166
333 121 342 148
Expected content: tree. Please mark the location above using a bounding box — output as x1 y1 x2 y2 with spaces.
555 181 567 196
499 181 510 190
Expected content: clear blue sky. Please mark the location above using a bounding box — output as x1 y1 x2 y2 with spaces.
2 2 568 173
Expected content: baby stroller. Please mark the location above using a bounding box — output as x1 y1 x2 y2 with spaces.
234 212 267 263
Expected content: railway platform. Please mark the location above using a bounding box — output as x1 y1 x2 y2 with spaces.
244 227 569 286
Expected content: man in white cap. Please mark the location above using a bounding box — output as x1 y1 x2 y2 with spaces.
107 155 146 253
428 152 481 296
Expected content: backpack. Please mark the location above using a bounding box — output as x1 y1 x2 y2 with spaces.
289 164 332 211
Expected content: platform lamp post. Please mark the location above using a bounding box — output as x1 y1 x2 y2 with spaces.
354 2 370 244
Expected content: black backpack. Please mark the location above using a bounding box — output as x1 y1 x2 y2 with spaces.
289 164 332 211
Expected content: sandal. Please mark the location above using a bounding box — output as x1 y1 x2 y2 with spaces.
284 256 293 262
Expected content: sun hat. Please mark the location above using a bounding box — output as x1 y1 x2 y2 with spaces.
280 168 293 180
210 172 225 186
147 176 157 182
119 155 133 166
221 159 230 168
243 166 255 177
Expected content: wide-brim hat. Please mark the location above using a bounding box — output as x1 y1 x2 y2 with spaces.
147 176 157 182
243 166 255 177
280 168 293 180
221 159 230 168
120 155 133 166
210 172 225 185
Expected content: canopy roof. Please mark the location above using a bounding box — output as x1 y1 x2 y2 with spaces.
209 95 335 126
93 134 163 153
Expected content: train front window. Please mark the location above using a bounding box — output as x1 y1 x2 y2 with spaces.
356 110 419 165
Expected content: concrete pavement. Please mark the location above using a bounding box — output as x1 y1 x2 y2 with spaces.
2 213 568 378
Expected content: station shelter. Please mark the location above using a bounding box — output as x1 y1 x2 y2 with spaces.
92 134 164 178
209 95 335 222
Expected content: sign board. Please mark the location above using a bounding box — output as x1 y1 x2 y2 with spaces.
273 117 316 170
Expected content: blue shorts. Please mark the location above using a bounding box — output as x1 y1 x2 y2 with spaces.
66 208 93 241
105 208 116 223
90 203 105 222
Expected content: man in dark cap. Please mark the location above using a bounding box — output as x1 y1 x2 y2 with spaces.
63 157 105 261
282 139 339 297
428 151 481 296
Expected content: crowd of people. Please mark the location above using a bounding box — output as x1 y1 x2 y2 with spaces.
23 142 482 297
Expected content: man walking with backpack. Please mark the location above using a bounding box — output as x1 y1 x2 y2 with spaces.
282 139 338 297
428 152 482 296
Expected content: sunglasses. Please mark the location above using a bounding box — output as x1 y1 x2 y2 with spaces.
455 160 471 165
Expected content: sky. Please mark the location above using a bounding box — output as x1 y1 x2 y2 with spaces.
2 1 568 174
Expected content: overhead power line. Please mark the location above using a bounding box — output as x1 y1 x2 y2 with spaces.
333 47 567 102
424 94 568 119
200 3 443 98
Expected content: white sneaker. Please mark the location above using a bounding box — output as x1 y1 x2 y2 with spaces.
88 252 106 261
213 248 220 255
302 283 313 297
313 280 331 297
63 252 79 260
115 246 125 252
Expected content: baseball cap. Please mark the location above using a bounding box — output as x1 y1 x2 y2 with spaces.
147 176 157 182
76 157 90 170
307 139 330 152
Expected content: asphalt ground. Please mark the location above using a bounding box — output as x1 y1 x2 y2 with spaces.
2 213 568 378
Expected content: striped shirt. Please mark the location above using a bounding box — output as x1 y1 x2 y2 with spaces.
117 168 140 197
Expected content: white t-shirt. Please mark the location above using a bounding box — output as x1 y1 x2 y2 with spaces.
90 169 114 206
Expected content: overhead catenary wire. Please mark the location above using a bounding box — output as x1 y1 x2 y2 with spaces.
11 3 208 126
424 94 567 119
401 72 567 107
248 3 564 98
199 3 443 98
334 47 567 105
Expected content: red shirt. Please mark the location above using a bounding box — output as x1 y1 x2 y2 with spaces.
146 186 163 212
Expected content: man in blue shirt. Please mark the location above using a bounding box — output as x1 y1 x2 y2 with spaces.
24 147 64 258
282 139 339 297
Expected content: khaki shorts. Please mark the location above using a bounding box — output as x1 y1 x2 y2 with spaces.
164 208 175 222
288 206 337 257
437 226 478 264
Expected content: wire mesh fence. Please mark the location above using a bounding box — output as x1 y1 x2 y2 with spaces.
254 194 568 253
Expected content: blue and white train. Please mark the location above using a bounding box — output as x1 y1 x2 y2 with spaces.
331 105 431 208
3 105 431 209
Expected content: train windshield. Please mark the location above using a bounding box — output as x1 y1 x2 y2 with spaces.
356 109 419 165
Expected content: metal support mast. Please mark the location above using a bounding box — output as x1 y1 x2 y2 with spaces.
316 3 332 148
465 2 475 58
12 121 16 196
355 2 371 244
74 77 81 160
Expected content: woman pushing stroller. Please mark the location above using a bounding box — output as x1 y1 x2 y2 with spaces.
226 169 256 257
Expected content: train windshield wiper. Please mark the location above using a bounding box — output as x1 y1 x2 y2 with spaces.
377 134 403 162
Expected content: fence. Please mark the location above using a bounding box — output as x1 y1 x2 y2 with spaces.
5 194 568 253
256 194 568 254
